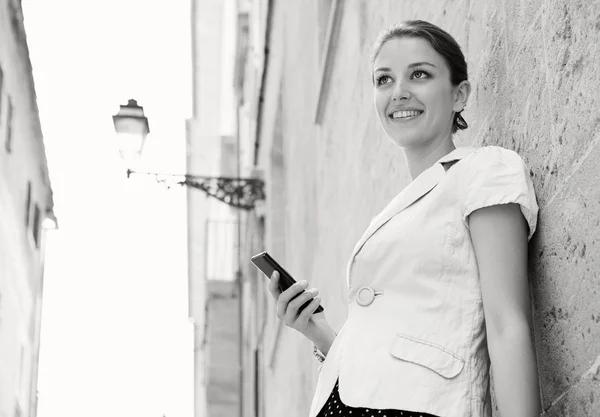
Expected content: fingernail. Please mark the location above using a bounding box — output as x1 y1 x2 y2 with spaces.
308 288 318 295
298 280 308 287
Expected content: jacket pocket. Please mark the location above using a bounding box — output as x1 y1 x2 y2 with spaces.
389 333 465 379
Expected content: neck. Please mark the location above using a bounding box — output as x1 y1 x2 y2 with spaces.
403 137 456 181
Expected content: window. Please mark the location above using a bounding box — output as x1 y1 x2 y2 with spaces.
18 345 25 385
5 97 13 152
25 183 42 250
314 0 342 124
25 182 31 227
9 0 25 44
15 345 25 403
32 204 41 248
254 348 261 417
317 0 334 60
0 65 4 119
13 344 25 417
29 301 37 342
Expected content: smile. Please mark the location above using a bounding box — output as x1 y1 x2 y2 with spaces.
390 110 423 119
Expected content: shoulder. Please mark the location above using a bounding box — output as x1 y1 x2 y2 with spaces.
455 145 533 190
458 146 539 241
461 145 530 172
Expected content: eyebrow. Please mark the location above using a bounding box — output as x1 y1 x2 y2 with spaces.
373 62 437 72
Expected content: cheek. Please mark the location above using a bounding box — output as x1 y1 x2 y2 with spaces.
423 89 453 117
374 91 389 113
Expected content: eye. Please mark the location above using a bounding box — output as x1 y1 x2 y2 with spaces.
411 69 430 80
375 74 392 86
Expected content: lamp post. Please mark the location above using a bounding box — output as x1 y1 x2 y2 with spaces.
112 99 265 210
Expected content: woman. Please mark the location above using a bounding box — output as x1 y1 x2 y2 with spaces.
269 20 541 417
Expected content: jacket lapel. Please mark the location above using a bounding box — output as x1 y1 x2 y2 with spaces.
350 163 445 260
345 146 477 286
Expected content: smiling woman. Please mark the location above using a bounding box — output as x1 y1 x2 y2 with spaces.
372 22 469 128
371 30 470 166
265 20 541 417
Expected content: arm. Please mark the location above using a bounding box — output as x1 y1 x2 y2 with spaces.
310 315 337 355
469 203 541 417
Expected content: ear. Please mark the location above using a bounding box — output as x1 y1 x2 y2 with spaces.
452 80 471 112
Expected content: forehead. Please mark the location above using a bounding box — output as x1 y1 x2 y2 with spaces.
374 37 446 70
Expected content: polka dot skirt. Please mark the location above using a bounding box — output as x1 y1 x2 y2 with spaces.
316 379 439 417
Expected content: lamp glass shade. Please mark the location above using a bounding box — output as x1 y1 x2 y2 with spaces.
42 209 59 230
42 217 58 230
112 99 150 162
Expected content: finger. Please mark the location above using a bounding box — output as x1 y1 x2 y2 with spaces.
278 280 309 305
268 271 281 300
288 287 319 312
295 296 322 324
284 288 318 324
277 280 309 321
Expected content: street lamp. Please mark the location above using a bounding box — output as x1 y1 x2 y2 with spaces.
112 99 150 169
112 99 265 211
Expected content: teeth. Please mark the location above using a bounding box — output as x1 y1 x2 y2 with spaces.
392 110 421 119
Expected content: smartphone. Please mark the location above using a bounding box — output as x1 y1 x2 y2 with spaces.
251 251 324 314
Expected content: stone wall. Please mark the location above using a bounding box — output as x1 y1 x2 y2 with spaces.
248 1 600 416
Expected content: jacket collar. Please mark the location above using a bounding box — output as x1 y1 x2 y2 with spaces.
435 145 476 164
346 146 477 285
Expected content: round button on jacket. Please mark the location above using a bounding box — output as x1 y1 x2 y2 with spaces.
356 286 382 306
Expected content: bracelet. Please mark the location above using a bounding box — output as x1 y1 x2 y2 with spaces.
313 345 326 363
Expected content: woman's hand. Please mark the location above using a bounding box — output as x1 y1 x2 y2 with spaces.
268 271 337 355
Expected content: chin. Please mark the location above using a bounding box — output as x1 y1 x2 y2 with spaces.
384 131 421 149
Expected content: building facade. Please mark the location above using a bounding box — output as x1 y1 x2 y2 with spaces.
0 1 56 417
235 1 600 417
187 0 242 416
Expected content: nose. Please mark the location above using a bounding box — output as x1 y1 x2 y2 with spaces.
392 81 410 101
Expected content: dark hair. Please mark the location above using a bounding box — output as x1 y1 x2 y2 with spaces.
371 20 468 133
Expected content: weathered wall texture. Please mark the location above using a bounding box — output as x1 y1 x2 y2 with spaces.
242 0 600 416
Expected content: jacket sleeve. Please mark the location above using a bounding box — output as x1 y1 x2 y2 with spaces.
462 146 539 241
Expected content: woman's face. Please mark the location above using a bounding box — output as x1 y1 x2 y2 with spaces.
373 36 464 149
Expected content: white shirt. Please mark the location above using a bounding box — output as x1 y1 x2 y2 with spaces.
308 146 539 417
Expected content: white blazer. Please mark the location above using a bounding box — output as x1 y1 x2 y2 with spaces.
308 146 539 417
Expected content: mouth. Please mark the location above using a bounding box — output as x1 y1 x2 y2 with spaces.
388 110 424 121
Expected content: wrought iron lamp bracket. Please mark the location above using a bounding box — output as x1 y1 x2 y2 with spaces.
127 170 265 211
